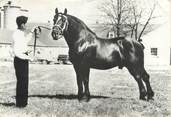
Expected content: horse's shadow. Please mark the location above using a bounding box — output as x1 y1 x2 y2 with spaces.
0 102 15 107
0 94 109 107
29 94 109 100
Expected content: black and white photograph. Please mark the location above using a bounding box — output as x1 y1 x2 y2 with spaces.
0 0 171 116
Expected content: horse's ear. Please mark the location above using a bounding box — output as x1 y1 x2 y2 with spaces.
64 8 67 15
55 8 58 14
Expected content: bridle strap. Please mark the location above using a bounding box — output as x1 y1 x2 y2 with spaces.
53 15 68 35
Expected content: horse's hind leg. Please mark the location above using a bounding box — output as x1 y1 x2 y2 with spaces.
141 69 154 100
127 67 147 100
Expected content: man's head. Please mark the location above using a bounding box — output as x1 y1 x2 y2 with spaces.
16 16 28 30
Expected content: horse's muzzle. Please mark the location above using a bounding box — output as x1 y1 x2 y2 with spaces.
51 31 59 40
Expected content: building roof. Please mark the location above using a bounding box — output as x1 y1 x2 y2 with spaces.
90 24 112 38
142 21 171 47
89 23 161 39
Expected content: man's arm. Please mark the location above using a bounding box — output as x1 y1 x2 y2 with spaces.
14 48 32 60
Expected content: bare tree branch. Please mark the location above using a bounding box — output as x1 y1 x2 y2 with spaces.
98 0 157 39
138 4 156 40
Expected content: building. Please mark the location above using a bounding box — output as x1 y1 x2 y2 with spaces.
0 1 29 30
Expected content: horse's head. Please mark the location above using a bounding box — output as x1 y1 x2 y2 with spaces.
51 8 68 40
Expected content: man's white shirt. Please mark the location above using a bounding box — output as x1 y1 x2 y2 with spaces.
12 29 33 60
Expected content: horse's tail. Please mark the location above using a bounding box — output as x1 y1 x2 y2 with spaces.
140 42 145 49
116 39 126 69
138 38 145 49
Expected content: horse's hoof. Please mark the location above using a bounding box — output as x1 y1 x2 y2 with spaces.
78 93 84 99
147 98 154 101
149 91 155 97
78 96 90 102
147 96 154 101
79 98 90 102
139 96 146 101
147 91 154 101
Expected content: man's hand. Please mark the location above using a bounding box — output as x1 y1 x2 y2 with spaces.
28 56 38 62
31 26 41 33
31 26 37 33
31 26 41 38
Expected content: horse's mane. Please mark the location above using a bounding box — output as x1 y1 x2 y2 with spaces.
67 15 97 36
66 14 125 42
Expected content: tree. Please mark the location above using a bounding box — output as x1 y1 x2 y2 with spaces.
129 1 156 41
99 0 133 37
99 0 156 41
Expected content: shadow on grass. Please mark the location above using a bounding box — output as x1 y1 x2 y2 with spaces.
0 102 15 107
29 94 109 100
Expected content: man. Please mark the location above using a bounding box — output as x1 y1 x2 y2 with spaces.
12 16 39 107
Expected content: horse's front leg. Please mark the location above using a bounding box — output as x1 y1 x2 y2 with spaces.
73 64 84 100
81 66 90 102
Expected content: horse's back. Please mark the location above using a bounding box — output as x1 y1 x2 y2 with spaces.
118 37 144 52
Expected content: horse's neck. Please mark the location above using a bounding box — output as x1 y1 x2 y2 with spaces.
63 16 86 45
63 25 80 45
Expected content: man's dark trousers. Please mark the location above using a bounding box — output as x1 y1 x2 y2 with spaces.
14 56 28 107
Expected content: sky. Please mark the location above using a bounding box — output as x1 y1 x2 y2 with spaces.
0 0 170 24
0 0 101 24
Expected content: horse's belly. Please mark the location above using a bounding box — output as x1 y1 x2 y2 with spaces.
90 49 120 69
91 64 116 70
90 58 118 70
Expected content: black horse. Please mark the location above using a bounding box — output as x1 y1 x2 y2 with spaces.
51 8 154 102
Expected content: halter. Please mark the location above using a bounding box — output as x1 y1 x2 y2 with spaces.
52 14 68 39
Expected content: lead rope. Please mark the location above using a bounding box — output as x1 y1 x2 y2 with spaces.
33 26 50 56
33 28 37 56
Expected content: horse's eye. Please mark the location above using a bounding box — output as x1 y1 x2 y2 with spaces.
62 18 66 22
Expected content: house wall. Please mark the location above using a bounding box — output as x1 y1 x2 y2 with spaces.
33 47 68 61
0 44 69 62
142 22 171 66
